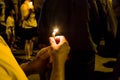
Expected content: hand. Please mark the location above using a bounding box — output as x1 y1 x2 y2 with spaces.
49 36 70 64
20 47 51 76
28 2 34 9
49 36 70 80
36 46 51 61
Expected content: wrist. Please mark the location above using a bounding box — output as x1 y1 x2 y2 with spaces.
50 61 65 80
52 56 66 67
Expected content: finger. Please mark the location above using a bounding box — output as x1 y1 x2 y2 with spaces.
36 46 51 57
49 37 56 45
49 36 69 50
58 36 68 46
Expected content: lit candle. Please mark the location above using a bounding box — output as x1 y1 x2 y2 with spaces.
52 28 60 44
52 28 59 37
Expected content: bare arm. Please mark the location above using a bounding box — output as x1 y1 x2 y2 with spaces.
49 36 70 80
20 46 51 76
20 36 70 80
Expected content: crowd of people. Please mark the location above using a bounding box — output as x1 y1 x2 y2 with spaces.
0 0 120 80
0 0 43 60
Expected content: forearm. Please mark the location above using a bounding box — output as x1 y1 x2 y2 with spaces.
20 62 40 76
20 58 49 76
50 61 65 80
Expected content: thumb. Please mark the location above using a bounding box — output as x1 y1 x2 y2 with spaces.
49 37 57 46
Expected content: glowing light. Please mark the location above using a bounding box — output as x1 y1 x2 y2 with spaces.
52 28 59 37
29 2 33 5
29 1 33 9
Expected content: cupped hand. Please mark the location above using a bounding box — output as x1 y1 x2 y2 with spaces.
49 36 70 64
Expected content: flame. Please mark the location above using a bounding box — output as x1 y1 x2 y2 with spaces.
52 28 59 37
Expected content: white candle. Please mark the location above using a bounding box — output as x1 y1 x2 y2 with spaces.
52 28 59 37
52 28 60 44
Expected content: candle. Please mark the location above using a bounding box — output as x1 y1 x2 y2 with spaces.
52 28 59 37
52 28 60 44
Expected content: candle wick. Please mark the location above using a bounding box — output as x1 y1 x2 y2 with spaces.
52 32 56 37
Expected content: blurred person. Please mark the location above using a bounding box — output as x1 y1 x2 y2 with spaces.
111 0 120 80
0 35 70 80
94 0 117 57
33 0 44 22
5 0 23 41
112 0 120 50
0 35 28 80
12 0 19 22
0 0 19 46
0 0 5 25
38 0 98 80
38 0 117 80
0 0 7 42
4 0 18 22
20 0 37 60
6 8 16 51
